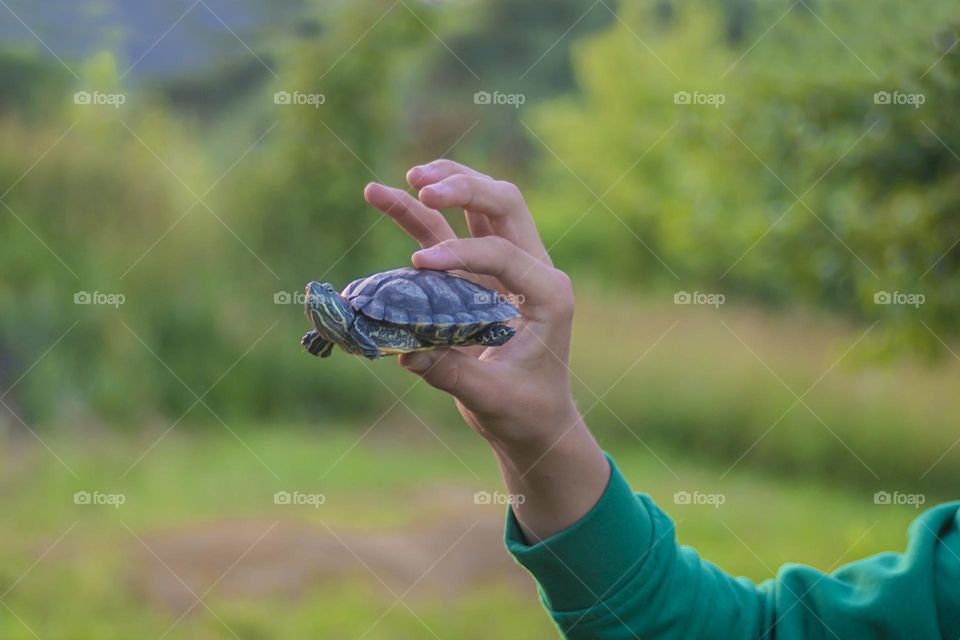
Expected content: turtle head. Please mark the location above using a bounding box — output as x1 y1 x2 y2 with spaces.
304 281 355 346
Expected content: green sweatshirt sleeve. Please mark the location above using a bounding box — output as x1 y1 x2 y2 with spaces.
505 455 960 640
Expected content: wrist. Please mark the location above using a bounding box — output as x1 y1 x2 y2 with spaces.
486 400 602 489
491 416 610 542
482 398 583 454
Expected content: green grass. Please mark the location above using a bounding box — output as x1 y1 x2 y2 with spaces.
569 290 960 496
0 424 932 639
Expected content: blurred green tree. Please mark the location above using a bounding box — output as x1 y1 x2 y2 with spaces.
401 0 614 176
527 0 960 355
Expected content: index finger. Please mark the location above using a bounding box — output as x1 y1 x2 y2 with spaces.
364 182 456 248
418 174 550 264
411 237 566 310
406 159 490 189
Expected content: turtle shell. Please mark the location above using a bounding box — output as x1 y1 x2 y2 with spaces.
342 268 519 327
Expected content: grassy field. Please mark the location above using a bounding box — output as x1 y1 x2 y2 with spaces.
2 286 955 639
566 289 960 496
0 422 932 639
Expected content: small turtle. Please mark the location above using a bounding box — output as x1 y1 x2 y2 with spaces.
302 267 519 359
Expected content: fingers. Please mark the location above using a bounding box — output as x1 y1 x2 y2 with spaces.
464 210 496 238
364 182 456 248
412 237 571 312
407 160 550 264
406 159 490 189
418 174 525 221
399 349 502 410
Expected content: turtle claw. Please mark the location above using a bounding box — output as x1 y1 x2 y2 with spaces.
302 330 334 358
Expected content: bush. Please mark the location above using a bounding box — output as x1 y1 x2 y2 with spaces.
526 0 960 354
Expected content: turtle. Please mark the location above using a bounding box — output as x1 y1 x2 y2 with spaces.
301 267 520 359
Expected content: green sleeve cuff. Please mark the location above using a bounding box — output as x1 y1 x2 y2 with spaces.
504 454 654 612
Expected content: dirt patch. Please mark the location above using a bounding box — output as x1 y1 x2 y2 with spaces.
132 493 534 613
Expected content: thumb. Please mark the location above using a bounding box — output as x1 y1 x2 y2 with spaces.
398 349 496 408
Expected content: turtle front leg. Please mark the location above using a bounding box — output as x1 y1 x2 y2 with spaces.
356 335 383 360
302 330 334 358
344 331 381 359
348 316 385 359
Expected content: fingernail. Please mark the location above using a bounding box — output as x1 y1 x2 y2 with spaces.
407 166 426 184
403 351 433 373
413 245 444 261
420 183 448 199
412 245 454 269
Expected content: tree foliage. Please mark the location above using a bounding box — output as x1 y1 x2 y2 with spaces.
526 0 960 354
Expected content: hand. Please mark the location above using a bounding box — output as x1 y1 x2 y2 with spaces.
364 159 573 443
364 160 609 541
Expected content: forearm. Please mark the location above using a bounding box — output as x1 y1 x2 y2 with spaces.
504 454 767 639
504 452 960 640
489 408 610 543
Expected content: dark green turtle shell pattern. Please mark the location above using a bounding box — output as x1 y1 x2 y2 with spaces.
341 268 519 327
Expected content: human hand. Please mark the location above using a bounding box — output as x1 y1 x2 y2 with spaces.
364 160 609 540
363 159 577 447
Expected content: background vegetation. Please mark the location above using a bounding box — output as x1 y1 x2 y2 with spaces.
0 0 957 637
